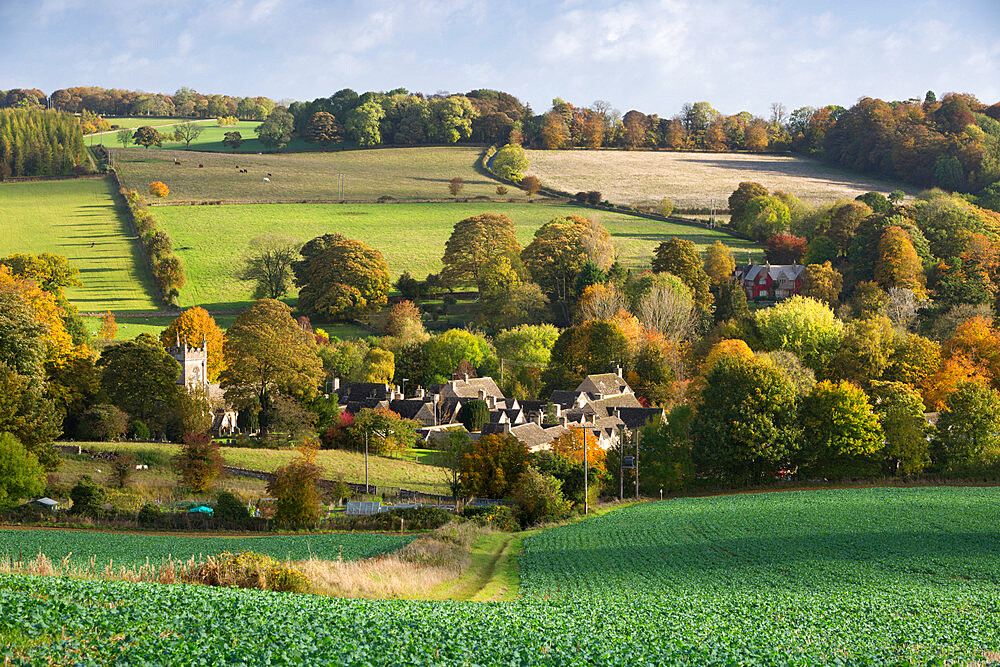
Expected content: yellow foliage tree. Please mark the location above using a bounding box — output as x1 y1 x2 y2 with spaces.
875 226 926 296
160 306 226 381
0 265 73 362
149 181 169 197
99 311 117 340
701 339 755 376
549 428 608 473
704 240 736 285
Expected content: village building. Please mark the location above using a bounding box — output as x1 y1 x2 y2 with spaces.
166 336 239 438
734 263 805 300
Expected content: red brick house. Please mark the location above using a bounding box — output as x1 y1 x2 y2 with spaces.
734 263 805 300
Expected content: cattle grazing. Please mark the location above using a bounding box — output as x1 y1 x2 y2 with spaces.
263 177 270 183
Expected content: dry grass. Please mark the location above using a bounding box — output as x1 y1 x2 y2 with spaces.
526 149 912 209
296 522 482 599
0 551 193 585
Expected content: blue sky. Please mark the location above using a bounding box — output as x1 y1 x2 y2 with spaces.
1 0 997 116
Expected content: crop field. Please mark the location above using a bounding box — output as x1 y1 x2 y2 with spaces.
0 529 413 569
0 178 158 312
112 145 512 202
83 442 451 495
3 487 999 664
153 201 760 308
527 149 912 209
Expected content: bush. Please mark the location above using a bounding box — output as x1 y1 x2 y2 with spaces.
129 419 150 441
138 502 163 525
174 432 223 493
0 432 45 510
511 467 571 527
462 504 517 531
77 404 129 441
267 457 323 528
215 491 250 526
586 191 602 206
149 181 169 197
69 476 105 516
109 452 136 489
191 551 310 593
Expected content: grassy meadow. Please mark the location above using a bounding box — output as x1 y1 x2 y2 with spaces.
153 201 761 308
0 178 158 312
527 149 912 208
90 119 329 153
112 146 517 202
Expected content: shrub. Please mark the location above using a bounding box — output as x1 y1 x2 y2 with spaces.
149 181 169 197
138 502 163 525
586 191 602 206
191 551 310 593
0 432 45 510
109 452 136 489
462 504 517 531
495 185 508 197
174 431 223 493
267 456 323 528
458 399 490 432
77 404 129 441
129 419 150 441
69 476 105 516
511 467 571 527
215 491 250 526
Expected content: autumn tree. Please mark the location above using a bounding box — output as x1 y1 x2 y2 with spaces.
99 311 117 340
303 111 342 146
448 177 464 198
886 333 941 389
351 408 418 456
521 175 541 199
797 380 883 478
293 233 390 321
728 182 769 227
459 433 530 498
361 347 394 384
754 296 844 371
636 277 695 340
542 320 630 393
238 234 301 299
540 112 568 149
220 299 324 417
800 261 843 306
824 201 872 254
704 240 736 285
875 226 926 294
550 427 607 473
652 238 712 309
576 283 627 324
160 307 226 381
765 234 808 264
174 431 223 492
222 131 243 150
267 440 323 526
827 316 895 387
440 214 522 286
173 122 204 149
491 143 528 181
132 126 162 148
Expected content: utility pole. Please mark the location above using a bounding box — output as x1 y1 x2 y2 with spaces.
618 426 624 501
635 428 640 500
364 430 369 494
584 426 589 515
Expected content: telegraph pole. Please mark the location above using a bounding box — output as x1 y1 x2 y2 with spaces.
635 428 640 500
584 427 589 515
364 430 369 494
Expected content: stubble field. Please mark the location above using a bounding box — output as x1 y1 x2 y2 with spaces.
526 149 912 208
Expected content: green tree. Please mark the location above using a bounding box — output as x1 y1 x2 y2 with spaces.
69 475 104 516
633 405 694 492
220 299 324 414
303 111 342 146
824 201 872 254
932 381 1000 472
742 195 791 241
459 398 490 432
727 182 769 227
754 296 844 371
344 101 384 146
440 214 522 286
511 467 572 526
238 234 301 299
293 233 390 321
491 143 529 181
827 316 894 387
651 238 712 309
351 407 418 456
425 329 497 382
0 432 45 510
797 380 883 478
77 404 129 441
868 381 930 476
256 109 295 149
116 128 133 148
97 334 181 431
804 236 839 265
428 96 475 143
691 355 799 484
541 320 630 394
0 365 61 470
222 131 243 150
132 126 162 148
0 291 47 378
173 121 204 149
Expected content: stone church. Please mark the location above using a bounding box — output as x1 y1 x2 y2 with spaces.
166 336 239 437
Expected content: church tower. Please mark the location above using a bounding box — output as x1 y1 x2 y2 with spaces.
166 335 209 391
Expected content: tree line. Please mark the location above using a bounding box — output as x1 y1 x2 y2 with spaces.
0 109 88 179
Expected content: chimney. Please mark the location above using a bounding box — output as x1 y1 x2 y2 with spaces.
463 373 469 383
478 388 487 401
535 412 543 426
332 377 340 391
615 365 623 378
554 404 561 418
416 387 425 399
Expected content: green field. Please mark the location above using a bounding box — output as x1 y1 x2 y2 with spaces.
82 442 451 495
112 145 518 202
79 314 368 340
90 119 328 153
0 529 413 568
3 487 999 663
0 178 158 312
154 201 760 309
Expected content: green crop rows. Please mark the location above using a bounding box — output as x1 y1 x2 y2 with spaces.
3 487 1000 664
0 529 413 568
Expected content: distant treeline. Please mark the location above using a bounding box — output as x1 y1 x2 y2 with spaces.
3 85 999 196
0 109 87 178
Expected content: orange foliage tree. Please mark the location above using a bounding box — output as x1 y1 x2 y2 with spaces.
0 265 74 362
875 226 926 296
549 427 608 473
149 181 169 197
459 433 530 498
99 311 117 340
160 306 226 381
942 316 1000 382
922 355 992 411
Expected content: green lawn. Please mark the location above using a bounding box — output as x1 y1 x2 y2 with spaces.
79 314 369 340
112 145 516 203
92 117 211 130
0 178 158 312
82 442 450 495
90 119 326 153
154 201 760 308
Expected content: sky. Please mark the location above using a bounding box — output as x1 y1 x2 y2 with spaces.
1 0 998 117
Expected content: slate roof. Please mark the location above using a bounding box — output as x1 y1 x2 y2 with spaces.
549 390 588 408
577 373 631 397
337 382 392 403
615 407 666 429
439 377 505 400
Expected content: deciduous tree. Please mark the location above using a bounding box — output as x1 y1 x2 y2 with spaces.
460 433 530 498
652 238 712 309
238 234 301 300
704 240 736 285
174 431 223 492
132 126 162 148
0 432 45 510
440 214 522 286
97 334 181 431
932 381 1000 472
798 380 883 478
868 381 930 475
256 109 295 149
754 295 844 370
173 122 204 149
293 234 390 321
303 111 342 146
800 261 843 306
875 226 926 294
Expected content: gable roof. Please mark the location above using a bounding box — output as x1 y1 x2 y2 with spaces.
576 373 630 397
337 382 392 403
615 407 665 429
439 376 505 400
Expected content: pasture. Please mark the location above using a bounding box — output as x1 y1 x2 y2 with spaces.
154 201 761 308
90 119 330 153
112 145 511 202
81 442 451 495
0 178 158 312
0 529 413 569
78 314 368 340
4 487 999 664
527 149 912 208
